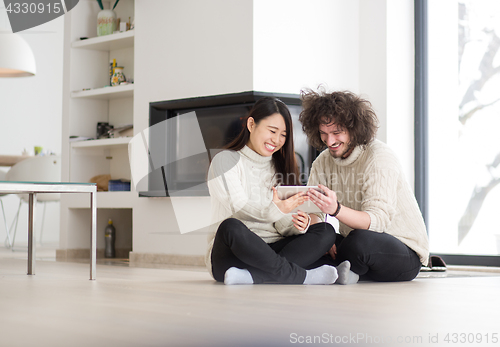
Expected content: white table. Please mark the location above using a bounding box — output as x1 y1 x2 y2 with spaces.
0 181 97 280
0 155 32 167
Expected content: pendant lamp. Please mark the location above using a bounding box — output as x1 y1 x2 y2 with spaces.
0 33 36 77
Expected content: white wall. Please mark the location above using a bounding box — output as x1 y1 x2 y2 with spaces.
358 0 415 188
129 0 417 258
0 8 64 246
132 0 254 255
253 0 359 94
385 0 415 189
254 0 415 186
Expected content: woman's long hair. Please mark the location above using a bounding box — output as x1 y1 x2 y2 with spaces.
225 97 300 185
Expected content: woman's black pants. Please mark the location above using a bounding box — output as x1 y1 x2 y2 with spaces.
211 218 336 284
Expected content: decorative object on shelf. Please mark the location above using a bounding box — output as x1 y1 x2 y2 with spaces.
69 135 93 142
97 9 116 36
109 60 114 86
34 146 43 156
108 124 133 138
90 174 111 191
97 122 114 139
96 0 120 36
108 179 131 191
111 66 126 86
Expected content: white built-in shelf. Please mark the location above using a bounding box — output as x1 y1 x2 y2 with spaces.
71 84 134 100
63 191 135 209
71 137 131 149
72 30 135 51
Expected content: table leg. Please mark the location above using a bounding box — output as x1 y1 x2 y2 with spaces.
90 191 96 280
27 193 37 275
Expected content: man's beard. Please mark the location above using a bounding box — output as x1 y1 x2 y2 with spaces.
328 143 353 159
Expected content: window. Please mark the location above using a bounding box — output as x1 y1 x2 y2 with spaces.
417 0 500 264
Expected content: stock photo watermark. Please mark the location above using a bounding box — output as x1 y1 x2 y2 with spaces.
3 0 79 32
128 111 370 234
289 332 500 345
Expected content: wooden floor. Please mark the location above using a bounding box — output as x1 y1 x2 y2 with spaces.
1 246 500 347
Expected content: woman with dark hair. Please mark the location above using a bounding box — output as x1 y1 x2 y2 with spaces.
205 97 338 285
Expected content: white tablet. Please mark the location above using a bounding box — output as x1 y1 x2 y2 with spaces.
276 186 325 213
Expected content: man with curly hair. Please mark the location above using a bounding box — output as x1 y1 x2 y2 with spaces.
300 89 429 283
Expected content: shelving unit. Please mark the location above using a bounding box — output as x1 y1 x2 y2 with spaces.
61 0 136 258
64 0 135 185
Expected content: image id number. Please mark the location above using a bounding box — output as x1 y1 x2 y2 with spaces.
444 333 498 344
6 2 62 14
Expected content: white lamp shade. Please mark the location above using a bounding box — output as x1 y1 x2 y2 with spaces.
0 33 36 77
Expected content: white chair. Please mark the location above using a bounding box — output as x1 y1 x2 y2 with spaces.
0 170 15 248
4 155 61 248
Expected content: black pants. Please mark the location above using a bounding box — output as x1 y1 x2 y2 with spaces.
311 229 422 282
211 218 336 284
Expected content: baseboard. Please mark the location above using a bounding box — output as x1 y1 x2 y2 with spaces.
56 248 131 260
129 252 205 267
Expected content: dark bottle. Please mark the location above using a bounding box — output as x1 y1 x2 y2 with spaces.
104 219 116 258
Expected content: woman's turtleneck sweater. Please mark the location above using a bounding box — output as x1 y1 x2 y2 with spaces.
205 146 302 276
308 139 429 265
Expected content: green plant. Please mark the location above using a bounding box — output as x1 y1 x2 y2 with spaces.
96 0 120 10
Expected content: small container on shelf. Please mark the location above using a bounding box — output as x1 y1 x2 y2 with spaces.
108 179 131 191
111 66 126 86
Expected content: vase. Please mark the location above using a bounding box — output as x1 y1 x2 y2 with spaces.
97 9 116 36
111 66 126 86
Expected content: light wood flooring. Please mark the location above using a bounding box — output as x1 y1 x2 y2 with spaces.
1 246 499 347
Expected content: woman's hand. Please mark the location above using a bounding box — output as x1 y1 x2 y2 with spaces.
272 187 308 214
307 184 338 215
292 210 310 232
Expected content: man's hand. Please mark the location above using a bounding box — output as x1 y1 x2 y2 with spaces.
272 187 309 214
327 244 337 260
307 184 338 215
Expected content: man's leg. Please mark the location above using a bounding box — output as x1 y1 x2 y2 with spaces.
336 229 422 282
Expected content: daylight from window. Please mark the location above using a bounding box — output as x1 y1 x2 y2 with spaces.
428 0 500 255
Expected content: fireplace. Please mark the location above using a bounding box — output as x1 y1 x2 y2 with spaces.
139 91 316 197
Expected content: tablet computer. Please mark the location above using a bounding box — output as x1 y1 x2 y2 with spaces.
276 186 324 213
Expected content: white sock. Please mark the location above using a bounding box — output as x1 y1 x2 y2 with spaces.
303 265 338 285
335 260 359 285
224 267 254 285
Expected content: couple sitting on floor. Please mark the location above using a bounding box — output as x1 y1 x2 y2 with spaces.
205 89 429 285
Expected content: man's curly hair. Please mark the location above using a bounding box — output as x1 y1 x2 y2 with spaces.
299 89 379 151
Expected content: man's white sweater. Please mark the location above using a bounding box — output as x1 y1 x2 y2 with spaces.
308 139 429 266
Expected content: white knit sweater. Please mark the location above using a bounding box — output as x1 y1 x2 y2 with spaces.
308 140 429 266
205 146 304 277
